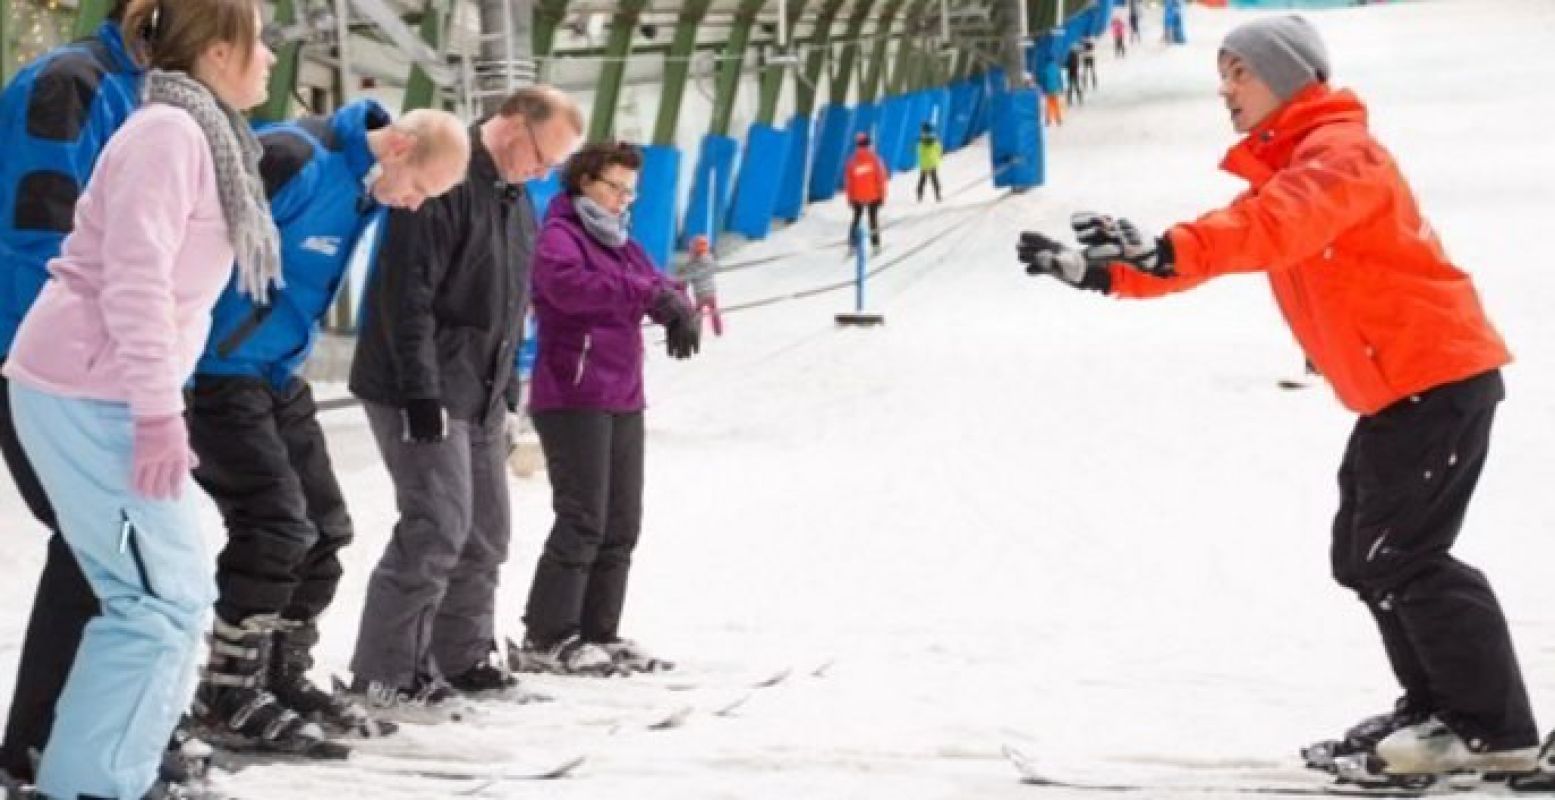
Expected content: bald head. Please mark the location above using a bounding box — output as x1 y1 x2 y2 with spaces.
368 108 470 211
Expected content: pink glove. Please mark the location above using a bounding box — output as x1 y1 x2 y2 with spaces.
132 414 192 500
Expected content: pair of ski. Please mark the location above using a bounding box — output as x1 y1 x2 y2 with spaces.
203 659 828 789
1004 745 1555 796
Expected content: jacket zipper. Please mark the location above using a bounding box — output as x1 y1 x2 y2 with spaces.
572 334 592 386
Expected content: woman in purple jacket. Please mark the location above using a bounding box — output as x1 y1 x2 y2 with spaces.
514 141 700 675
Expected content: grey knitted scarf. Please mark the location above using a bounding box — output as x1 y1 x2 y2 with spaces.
143 70 282 302
575 196 630 249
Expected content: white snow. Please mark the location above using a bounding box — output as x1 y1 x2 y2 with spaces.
5 1 1555 797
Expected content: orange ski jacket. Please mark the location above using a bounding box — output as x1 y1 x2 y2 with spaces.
845 148 888 205
1107 85 1510 415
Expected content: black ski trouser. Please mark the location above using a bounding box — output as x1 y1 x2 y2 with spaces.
848 202 882 248
1066 71 1083 105
917 169 941 202
1330 369 1537 751
0 372 97 782
187 376 354 626
524 410 645 647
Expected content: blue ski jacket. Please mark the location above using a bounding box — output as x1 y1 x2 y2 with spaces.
196 99 391 388
0 22 142 356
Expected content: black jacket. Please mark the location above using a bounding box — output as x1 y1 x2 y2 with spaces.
349 126 536 420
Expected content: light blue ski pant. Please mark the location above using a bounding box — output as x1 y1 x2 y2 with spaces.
9 383 213 800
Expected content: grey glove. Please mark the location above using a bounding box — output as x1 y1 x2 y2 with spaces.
1017 231 1110 293
1070 211 1175 277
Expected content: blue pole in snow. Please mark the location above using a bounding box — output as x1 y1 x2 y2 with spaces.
853 226 867 313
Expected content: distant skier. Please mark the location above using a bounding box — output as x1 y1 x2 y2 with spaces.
1065 44 1084 106
1112 15 1127 57
678 235 723 336
1082 37 1099 90
844 132 888 254
1041 59 1065 126
1019 15 1542 780
1129 0 1141 44
916 123 943 203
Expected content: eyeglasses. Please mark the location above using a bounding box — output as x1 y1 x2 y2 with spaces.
595 176 638 201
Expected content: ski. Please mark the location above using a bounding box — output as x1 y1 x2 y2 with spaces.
1003 745 1438 797
348 752 587 782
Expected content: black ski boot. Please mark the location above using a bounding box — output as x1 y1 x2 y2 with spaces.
446 642 550 704
1302 696 1433 773
192 615 349 760
270 619 396 738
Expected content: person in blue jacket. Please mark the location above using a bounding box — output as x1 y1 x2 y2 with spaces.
0 2 143 784
186 99 469 757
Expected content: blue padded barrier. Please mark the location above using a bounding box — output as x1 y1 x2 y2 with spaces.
727 122 790 240
628 145 681 270
808 104 854 202
680 134 738 250
773 113 812 222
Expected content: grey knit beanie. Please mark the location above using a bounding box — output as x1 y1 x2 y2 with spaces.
1221 15 1331 101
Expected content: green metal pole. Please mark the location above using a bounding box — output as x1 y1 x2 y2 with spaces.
252 0 301 121
1 0 12 86
754 0 809 126
532 0 569 83
651 0 713 146
400 0 446 112
707 0 764 138
71 0 110 39
859 0 905 104
886 0 930 96
829 0 878 105
586 0 647 142
793 0 843 118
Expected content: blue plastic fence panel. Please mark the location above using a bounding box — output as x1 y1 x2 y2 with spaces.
629 144 681 271
944 81 974 150
773 113 812 222
727 122 790 240
808 104 854 202
1164 0 1186 43
966 77 989 141
681 134 738 249
876 97 910 174
990 87 1043 190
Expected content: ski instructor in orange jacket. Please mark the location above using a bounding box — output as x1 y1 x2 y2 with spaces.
1019 15 1542 781
845 132 888 253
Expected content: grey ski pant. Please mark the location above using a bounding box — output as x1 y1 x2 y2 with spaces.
350 401 510 687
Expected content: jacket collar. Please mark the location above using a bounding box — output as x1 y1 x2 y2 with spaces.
1219 84 1368 187
331 99 390 184
97 21 141 75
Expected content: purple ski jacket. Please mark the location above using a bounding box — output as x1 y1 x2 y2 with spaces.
528 193 679 413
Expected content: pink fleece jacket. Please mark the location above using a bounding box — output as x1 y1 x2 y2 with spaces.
4 103 235 418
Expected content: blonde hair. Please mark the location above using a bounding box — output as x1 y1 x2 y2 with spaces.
122 0 262 72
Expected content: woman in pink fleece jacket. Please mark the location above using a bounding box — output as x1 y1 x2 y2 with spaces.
1 0 277 796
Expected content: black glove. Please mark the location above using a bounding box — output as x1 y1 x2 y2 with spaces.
1070 211 1174 277
652 288 701 360
402 398 446 444
1017 231 1112 293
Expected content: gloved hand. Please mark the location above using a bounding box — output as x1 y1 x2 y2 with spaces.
665 313 701 359
132 414 192 500
1018 230 1090 284
402 397 446 444
1070 211 1174 277
652 288 701 360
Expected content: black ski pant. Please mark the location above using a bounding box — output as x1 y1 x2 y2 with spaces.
917 169 941 202
848 202 881 249
1330 369 1537 751
0 375 97 782
524 410 645 647
187 376 354 627
1066 71 1083 105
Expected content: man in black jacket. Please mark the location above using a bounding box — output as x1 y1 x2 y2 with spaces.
346 85 582 715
